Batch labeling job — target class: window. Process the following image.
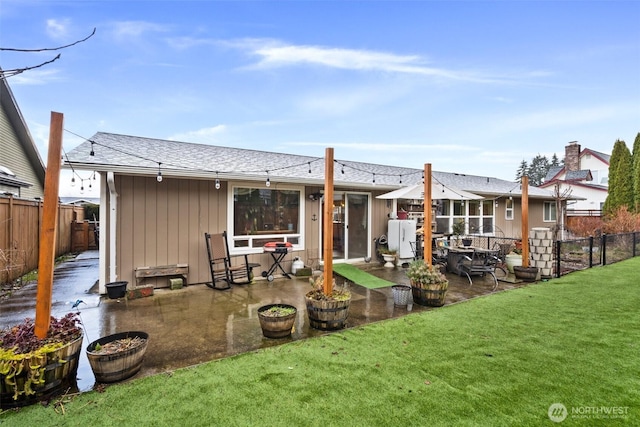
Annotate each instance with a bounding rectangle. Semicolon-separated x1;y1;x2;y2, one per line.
505;199;514;220
543;201;557;222
435;198;496;235
230;186;302;250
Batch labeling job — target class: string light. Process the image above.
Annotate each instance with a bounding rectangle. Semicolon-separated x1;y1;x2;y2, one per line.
308;162;311;173
71;176;76;187
341;164;345;174
157;162;163;183
372;173;376;184
266;172;271;187
215;172;221;190
89;141;95;156
399;175;402;184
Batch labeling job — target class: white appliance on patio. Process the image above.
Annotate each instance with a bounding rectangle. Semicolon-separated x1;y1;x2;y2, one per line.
387;219;417;266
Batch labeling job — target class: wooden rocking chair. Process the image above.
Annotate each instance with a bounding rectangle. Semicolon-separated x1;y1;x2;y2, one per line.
204;231;258;290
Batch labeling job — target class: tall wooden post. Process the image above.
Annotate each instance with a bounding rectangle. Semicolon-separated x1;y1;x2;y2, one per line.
35;112;64;338
322;148;334;296
522;176;529;268
424;164;432;266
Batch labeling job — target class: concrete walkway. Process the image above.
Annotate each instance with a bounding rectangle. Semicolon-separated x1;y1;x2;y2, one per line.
0;251;529;393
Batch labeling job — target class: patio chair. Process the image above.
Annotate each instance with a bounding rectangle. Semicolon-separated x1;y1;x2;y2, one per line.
457;249;500;290
204;231;258;290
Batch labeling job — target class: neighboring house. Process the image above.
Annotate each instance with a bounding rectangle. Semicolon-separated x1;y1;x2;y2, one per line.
0;77;45;199
64;132;560;295
540;141;610;217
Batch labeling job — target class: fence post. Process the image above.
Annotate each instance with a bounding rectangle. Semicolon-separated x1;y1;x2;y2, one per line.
588;236;594;269
634;232;637;258
555;240;561;278
601;234;607;266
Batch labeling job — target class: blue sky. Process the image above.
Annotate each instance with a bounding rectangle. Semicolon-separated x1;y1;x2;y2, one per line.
2;0;639;197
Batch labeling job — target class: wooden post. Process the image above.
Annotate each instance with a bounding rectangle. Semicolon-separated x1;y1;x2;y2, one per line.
35;112;64;338
424;164;432;266
522;176;529;268
322;147;334;296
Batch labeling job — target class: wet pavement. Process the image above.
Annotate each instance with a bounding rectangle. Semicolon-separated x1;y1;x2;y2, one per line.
0;251;529;393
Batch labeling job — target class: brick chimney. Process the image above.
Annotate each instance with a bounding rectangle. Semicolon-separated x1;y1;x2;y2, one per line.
565;141;581;171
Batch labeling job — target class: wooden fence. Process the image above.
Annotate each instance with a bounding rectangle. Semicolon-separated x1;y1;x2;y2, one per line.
0;195;85;284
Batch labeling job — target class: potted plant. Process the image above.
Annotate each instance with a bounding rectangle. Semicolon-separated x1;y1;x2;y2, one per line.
305;274;351;330
451;221;466;246
406;260;449;307
378;247;397;268
257;304;297;338
0;313;83;408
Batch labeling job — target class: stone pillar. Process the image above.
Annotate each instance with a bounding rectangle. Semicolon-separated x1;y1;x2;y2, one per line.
530;227;554;279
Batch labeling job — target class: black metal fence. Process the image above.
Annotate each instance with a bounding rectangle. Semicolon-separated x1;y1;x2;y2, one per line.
465;232;639;278
555;232;639;277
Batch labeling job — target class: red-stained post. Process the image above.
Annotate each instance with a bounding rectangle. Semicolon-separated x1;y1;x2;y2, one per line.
35;112;64;338
522;176;529;268
424;164;432;266
323;148;334;296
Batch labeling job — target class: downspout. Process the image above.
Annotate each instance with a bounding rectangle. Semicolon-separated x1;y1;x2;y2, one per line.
107;172;118;283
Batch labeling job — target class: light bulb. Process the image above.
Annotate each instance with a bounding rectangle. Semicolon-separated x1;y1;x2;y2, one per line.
266;177;271;187
157;172;163;182
215;178;221;190
71;177;76;187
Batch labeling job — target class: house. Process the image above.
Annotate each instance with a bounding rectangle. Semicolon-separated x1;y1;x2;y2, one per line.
64;132;560;295
0;77;45;199
540;141;610;217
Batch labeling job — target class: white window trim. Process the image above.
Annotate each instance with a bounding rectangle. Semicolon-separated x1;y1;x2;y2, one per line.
227;182;305;254
543;201;557;223
505;199;514;221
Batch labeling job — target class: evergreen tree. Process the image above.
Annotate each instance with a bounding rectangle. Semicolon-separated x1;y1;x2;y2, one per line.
632;132;640;212
527;154;550;186
551;153;561;167
604;139;634;214
515;160;528;183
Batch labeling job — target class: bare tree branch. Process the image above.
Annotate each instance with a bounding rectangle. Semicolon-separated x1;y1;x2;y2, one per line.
1;28;96;52
1;54;61;79
0;28;96;80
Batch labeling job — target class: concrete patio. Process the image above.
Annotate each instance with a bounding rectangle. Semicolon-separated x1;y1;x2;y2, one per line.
0;251;532;393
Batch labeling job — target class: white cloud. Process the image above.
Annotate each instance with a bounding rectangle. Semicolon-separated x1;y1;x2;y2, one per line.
109;21;170;42
284;141;476;152
229;39;544;84
8;69;61;85
168;125;227;143
46;18;70;39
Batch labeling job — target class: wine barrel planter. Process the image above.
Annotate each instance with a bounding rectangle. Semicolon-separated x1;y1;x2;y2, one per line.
258;304;297;338
411;285;447;307
306;297;351;331
0;334;83;409
392;284;412;306
513;266;539;282
86;331;149;383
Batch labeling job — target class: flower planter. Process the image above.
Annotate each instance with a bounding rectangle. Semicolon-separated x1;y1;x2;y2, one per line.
105;281;128;299
382;254;396;268
1;334;83;409
86;331;149;383
505;254;522;273
258;304;297;338
306;296;351;331
391;284;412;306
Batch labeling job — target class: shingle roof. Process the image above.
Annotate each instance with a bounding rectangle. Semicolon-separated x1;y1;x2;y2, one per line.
64;132;555;199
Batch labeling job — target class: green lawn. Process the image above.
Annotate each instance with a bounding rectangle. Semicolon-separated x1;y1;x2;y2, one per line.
3;258;639;426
